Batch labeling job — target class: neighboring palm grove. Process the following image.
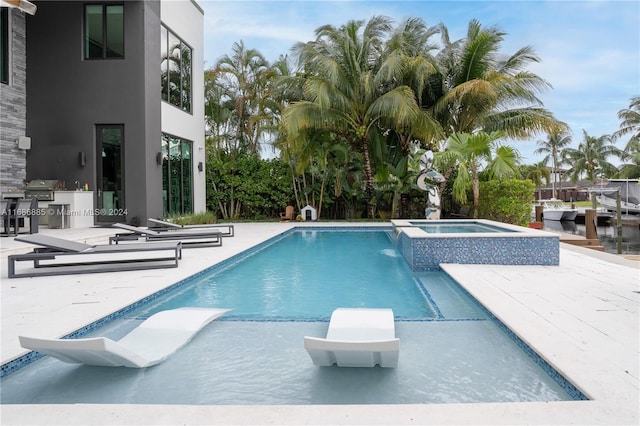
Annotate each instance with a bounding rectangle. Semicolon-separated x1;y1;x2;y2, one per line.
201;16;639;221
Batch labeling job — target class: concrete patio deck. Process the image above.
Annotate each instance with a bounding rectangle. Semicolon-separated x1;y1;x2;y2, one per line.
1;223;638;425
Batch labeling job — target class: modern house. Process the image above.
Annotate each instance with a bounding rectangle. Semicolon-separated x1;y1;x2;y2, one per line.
0;0;205;225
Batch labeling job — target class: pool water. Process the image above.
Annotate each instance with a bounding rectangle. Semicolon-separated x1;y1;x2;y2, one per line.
409;221;517;233
148;231;433;320
0;229;583;405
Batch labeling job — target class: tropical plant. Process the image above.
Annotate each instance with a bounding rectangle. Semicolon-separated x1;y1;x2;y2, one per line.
616;139;640;178
478;179;536;226
520;161;550;200
563;130;622;181
432;20;567;139
211;41;273;155
435;131;519;218
282;16;425;219
206;150;293;219
534;130;572;198
613;96;640;143
613;96;640;178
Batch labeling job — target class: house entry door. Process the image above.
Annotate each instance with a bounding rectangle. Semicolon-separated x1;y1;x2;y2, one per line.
95;125;125;223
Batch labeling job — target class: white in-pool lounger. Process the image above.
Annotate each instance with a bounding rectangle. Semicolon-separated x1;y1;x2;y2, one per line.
303;308;400;368
19;308;230;368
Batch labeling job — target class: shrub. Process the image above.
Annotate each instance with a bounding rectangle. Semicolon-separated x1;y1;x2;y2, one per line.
478;179;535;226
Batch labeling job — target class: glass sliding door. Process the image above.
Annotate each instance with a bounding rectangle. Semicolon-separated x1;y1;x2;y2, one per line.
96;125;125;223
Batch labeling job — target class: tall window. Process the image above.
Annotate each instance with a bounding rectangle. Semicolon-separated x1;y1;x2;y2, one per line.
1;7;8;84
161;133;193;216
161;25;192;113
84;4;124;59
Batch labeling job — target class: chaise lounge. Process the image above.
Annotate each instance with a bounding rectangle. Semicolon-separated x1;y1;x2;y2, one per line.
147;218;234;237
19;308;230;368
8;234;182;278
303;308;400;368
110;223;222;247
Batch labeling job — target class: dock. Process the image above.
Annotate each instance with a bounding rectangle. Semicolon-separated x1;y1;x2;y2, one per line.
555;232;605;251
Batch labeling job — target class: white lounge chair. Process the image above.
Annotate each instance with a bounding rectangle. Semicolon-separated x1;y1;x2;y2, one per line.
303;308;400;368
19;307;230;368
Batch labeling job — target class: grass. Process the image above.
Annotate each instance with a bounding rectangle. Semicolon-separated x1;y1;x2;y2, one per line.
163;211;219;225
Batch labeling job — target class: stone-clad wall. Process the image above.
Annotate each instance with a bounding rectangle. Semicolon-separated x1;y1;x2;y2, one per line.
0;9;27;194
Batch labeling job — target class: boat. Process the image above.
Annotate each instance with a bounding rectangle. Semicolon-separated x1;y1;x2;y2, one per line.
590;179;640;214
535;199;578;221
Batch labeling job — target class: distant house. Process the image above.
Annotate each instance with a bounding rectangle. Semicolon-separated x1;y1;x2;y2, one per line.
536;167;589;201
0;0;205;225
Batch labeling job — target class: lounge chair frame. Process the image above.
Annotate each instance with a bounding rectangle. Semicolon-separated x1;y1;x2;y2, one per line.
110;223;222;248
147;218;234;237
8;235;181;278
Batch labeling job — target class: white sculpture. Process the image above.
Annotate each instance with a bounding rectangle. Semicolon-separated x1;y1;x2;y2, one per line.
417;151;444;220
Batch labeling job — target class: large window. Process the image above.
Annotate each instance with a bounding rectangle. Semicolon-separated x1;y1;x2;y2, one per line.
84;4;124;59
161;133;193;216
161;25;192;113
1;7;8;84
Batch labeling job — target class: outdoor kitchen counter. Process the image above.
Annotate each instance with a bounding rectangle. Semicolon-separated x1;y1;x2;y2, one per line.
39;191;94;228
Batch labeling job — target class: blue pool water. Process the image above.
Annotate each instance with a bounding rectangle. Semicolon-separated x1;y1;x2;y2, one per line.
0;229;585;405
148;231;433;320
409;221;517;234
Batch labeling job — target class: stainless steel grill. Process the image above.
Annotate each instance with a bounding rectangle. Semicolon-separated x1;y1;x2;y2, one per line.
24;180;65;201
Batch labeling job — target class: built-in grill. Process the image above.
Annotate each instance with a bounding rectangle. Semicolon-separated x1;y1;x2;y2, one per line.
24;180;65;201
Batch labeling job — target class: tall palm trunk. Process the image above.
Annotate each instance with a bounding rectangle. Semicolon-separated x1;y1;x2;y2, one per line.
361;137;375;219
471;165;480;219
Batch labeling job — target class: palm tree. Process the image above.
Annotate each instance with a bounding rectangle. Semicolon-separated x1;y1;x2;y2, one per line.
436;131;518;218
283;16;423;218
563;130;621;181
432;20;567;140
616;138;640;178
213;41;272;155
521;161;550;200
613;96;640;178
613;96;640;142
534;130;572;198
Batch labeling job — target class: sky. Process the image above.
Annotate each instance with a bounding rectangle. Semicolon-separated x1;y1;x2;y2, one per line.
199;0;640;165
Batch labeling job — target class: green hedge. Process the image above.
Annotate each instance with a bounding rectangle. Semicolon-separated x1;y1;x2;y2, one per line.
478;179;535;226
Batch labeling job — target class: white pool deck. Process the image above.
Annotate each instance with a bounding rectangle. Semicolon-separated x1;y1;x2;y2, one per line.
0;222;638;425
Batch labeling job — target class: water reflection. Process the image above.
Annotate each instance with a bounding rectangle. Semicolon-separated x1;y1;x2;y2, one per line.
543;218;640;255
543;220;577;233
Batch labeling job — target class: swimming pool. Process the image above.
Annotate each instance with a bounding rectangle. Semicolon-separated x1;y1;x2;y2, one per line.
0;228;585;405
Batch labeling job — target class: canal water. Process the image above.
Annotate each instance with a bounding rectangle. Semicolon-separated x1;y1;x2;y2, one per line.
543;217;640;255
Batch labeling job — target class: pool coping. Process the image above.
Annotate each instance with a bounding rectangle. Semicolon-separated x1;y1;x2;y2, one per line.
1;222;638;425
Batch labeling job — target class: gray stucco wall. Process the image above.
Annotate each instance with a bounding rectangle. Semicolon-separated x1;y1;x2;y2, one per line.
0;9;27;194
25;0;162;224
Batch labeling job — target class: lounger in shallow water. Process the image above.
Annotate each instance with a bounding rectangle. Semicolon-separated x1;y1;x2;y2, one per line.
19;308;230;368
303;308;400;368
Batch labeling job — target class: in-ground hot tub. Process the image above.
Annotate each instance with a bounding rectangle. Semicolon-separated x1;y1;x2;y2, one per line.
391;219;559;269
